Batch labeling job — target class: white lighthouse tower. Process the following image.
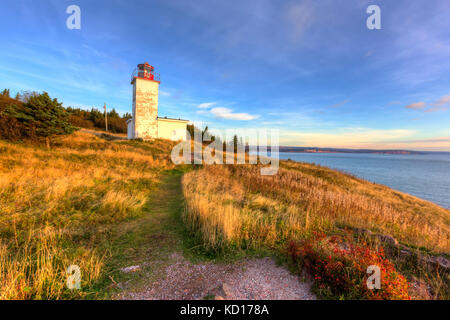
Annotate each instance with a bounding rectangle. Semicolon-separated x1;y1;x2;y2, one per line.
127;62;188;141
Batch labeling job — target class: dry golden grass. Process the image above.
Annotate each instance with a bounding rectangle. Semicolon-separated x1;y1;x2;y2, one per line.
182;162;450;253
0;131;177;299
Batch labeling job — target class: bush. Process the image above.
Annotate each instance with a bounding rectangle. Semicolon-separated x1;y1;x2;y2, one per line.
288;232;410;300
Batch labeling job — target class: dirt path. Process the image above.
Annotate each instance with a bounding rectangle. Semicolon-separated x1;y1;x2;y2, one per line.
113;172;315;300
119;253;315;300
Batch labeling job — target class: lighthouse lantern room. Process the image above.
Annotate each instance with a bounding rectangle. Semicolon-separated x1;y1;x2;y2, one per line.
131;62;160;83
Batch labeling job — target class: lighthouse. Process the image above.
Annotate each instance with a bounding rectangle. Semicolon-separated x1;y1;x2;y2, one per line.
127;62;188;141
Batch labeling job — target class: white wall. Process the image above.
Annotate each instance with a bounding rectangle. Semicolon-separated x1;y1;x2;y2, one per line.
127;120;134;139
157;119;188;141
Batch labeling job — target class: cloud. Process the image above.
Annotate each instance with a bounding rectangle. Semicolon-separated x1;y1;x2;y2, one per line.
197;102;216;109
404;95;449;113
425;106;447;113
280;128;416;148
405;102;426;110
159;90;171;97
203;107;259;120
433;95;450;106
284;1;315;42
385;137;450;144
278;128;450;151
329;99;350;108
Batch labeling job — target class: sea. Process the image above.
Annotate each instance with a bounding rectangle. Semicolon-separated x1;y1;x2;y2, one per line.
277;152;450;209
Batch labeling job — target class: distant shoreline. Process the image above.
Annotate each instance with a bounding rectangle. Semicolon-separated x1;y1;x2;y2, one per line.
251;146;450;155
280;149;414;155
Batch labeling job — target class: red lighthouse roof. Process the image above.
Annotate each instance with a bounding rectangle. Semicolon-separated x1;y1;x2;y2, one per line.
131;62;160;84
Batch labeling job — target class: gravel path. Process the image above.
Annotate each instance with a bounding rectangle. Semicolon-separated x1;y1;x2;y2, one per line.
118;253;316;300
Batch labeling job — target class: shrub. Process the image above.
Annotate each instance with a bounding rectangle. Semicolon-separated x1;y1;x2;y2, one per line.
288;232;410;300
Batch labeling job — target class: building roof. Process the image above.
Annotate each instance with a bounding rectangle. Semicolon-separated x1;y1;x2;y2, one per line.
157;116;189;122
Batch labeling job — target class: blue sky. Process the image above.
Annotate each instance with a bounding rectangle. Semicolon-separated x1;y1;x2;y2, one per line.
1;0;449;150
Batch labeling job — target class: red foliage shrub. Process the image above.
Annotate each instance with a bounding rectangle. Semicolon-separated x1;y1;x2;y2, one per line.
288;232;410;300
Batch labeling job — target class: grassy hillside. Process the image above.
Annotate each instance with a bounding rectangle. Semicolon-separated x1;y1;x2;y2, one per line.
183;162;449;252
1;130;449;299
183;162;450;298
0;131;181;299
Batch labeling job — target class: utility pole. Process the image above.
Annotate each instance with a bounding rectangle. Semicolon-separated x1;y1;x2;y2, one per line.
104;103;108;132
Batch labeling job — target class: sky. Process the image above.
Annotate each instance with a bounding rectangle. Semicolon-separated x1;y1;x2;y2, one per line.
0;0;449;150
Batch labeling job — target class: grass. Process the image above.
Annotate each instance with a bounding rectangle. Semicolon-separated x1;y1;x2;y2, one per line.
93;171;193;297
183;163;449;253
1;130;449;299
182;162;450;299
0;131;184;299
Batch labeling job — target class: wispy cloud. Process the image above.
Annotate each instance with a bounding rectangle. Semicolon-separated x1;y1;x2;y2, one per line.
197;102;216;109
284;1;315;42
404;94;449;112
433;94;450;106
159;90;171;97
199;107;259;121
329;99;350;108
405;102;426;110
280;128;450;151
385;137;450;144
425;106;448;113
280;128;415;148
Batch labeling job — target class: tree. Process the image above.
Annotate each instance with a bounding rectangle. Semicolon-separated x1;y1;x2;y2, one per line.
1;89;10;97
16;90;39;103
187;124;195;138
123;112;132;120
4;92;75;147
65;106;130;133
202;126;209;138
233;134;239;153
187;124;205;141
107;108;120;118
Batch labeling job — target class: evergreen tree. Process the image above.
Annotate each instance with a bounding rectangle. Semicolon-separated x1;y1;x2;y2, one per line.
4;92;75;146
1;89;10;97
108;108;120;118
233;134;239;153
